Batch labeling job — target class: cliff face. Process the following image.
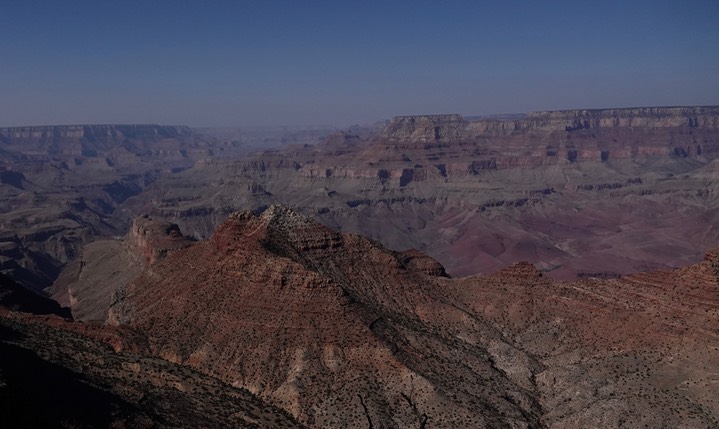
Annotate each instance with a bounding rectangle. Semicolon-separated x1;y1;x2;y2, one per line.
376;107;719;169
128;215;194;265
382;114;467;142
0;124;205;170
139;105;719;282
0;124;192;144
522;106;719;131
383;106;719;138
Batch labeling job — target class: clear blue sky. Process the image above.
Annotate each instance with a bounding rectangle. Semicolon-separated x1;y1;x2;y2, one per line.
1;0;718;127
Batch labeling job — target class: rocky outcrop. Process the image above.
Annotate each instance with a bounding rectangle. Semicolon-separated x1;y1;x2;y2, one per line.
382;114;468;142
129;215;194;265
398;249;449;277
51;215;194;322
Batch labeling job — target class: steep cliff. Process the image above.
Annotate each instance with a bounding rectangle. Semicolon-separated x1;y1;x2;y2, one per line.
382;107;719;141
382;114;467;142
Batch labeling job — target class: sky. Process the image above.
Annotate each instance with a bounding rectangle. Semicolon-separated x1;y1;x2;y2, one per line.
1;0;718;127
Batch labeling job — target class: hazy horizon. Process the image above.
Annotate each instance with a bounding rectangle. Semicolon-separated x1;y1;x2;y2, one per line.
2;0;718;128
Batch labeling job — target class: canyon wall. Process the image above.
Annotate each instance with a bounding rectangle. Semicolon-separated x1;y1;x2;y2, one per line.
383;106;719;141
138;106;719;280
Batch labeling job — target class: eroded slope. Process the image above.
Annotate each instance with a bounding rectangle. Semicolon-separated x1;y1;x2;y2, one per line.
107;206;719;428
110;206;542;428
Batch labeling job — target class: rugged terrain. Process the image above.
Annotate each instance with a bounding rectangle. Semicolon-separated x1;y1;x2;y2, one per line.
101;206;718;428
134;106;719;279
4;107;718;288
0;268;305;428
0;124;206;290
0;205;716;427
50;214;195;321
0;124;333;290
1;107;718;427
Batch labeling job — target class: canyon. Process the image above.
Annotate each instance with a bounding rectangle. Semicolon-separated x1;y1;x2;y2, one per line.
2;205;718;427
1;106;718;427
4;107;719;289
132;106;719;279
0;124;331;291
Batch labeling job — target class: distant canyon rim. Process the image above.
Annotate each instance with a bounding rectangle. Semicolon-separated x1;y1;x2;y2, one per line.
1;106;719;291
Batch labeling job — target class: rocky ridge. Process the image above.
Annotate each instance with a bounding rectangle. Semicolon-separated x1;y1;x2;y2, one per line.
101;206;719;428
108;206;543;428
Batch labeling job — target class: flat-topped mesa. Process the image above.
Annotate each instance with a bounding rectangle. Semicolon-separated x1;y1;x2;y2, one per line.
382;114;468;142
0;124;192;143
383;106;719;141
527;106;719;131
391;114;464;121
468;105;719;135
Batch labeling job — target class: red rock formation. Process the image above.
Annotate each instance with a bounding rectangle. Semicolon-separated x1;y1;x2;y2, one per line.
128;215;194;265
109;206;542;428
50;215;194;321
106;206;719;428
